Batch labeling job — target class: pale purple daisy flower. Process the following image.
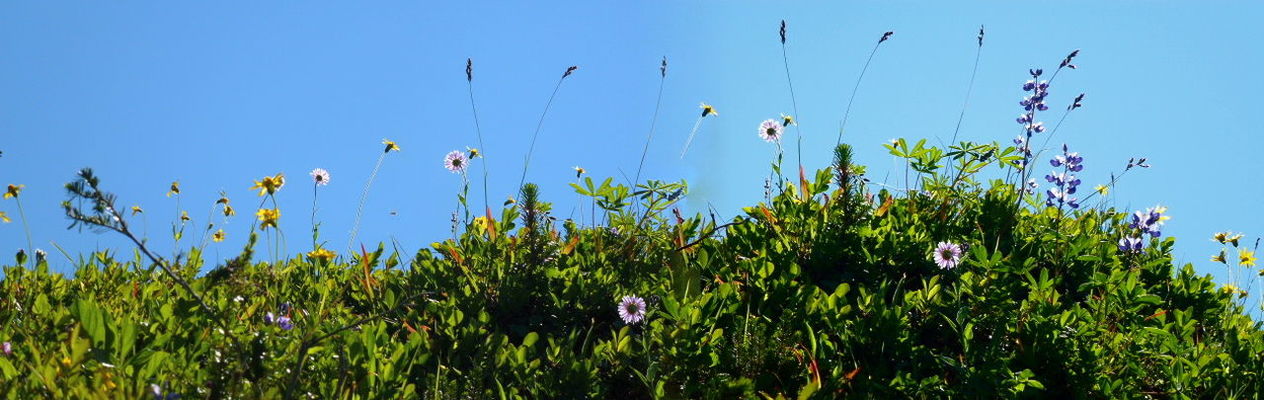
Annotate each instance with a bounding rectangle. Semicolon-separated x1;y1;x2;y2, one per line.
617;295;647;324
932;241;963;270
309;168;331;186
444;150;469;173
758;119;783;143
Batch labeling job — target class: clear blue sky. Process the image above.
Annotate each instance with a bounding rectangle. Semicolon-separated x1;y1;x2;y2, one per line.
2;2;1261;291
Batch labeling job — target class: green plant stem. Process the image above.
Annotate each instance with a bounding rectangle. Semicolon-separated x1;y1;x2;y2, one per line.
518;74;569;198
349;151;387;254
837;40;885;146
467;79;490;215
782;41;804;171
14;198;33;267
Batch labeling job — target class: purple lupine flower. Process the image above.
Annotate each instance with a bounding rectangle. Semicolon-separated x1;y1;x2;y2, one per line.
264;312;276;324
1118;236;1143;253
1129;205;1168;238
1045;145;1084;209
617;295;647;325
932;241;963;270
2;341;10;356
276;316;294;331
151;383;180;400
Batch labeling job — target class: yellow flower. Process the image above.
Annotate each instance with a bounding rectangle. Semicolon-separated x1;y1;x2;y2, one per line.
223;205;236;217
212;229;226;242
781;113;795;127
251;173;286;196
0;211;9;223
307;247;336;261
216;196;230;205
1094;184;1109;196
4;184;23;199
1239;249;1257;267
699;102;717;117
256;208;280;230
504;196;516;206
180;211;191;222
1213;232;1229;244
131;205;144;215
1221;285;1247;298
1227;233;1245;247
574;166;586;179
382;139;401;153
166;181;180;197
467;147;480;158
1211;250;1226;264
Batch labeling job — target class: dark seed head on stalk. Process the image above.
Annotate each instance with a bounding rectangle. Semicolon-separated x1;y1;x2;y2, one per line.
780;20;787;44
466;58;473;82
563;65;578;78
1068;93;1085;110
978;25;985;47
661;56;667;78
1061;49;1080;69
879;31;894;43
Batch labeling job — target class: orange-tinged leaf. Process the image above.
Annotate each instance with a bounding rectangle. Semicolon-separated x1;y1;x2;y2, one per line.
562;236;580;255
799;165;811;200
875;196;894;217
485;207;497;239
845;367;862;380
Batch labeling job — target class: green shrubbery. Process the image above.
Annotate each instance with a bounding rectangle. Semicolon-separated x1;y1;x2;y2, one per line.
2;137;1262;398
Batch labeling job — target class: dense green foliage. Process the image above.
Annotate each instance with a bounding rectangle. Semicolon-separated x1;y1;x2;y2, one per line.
1;140;1261;399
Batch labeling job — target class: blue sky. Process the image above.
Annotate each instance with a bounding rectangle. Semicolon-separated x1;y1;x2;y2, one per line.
2;2;1262;291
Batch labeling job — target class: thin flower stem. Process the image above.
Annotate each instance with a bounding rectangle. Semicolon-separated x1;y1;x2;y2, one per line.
349;151;387;254
311;183;318;249
518;73;571;197
1036;108;1074;158
680;116;705;159
467;78;490;214
949;36;983;145
781;41;804;170
633;71;666;190
837;40;885;146
14;198;33;267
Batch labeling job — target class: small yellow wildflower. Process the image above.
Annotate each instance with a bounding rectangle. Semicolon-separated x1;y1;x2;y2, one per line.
1094;184;1109;196
467;147;480;158
382;139;401;153
1211;250;1227;264
1239;249;1257;267
504;196;516;206
307;247;336;261
180;211;190;222
131;205;144;215
0;211;9;223
166;181;180;197
212;229;226;243
1227;233;1245;247
4;184;23;199
216;196;230;205
700;102;717;117
1221;285;1247;298
223;205;236;217
256;208;280;230
1213;232;1229;244
781;113;795;127
574;166;586;179
251;173;286;196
